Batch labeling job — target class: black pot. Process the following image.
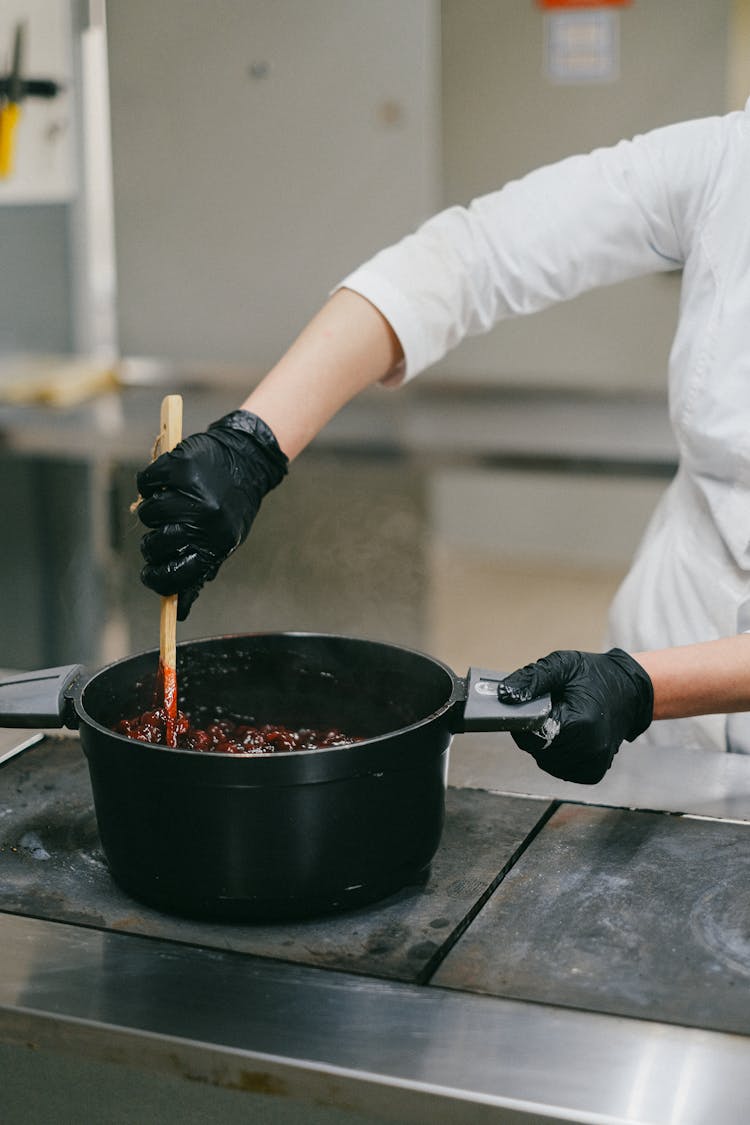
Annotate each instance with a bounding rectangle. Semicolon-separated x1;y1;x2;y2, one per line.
0;633;549;921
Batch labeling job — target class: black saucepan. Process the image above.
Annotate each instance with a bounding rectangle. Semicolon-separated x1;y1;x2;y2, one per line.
0;633;550;921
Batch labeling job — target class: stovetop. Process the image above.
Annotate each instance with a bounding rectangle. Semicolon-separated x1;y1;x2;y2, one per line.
0;738;551;983
435;802;750;1035
1;737;749;1037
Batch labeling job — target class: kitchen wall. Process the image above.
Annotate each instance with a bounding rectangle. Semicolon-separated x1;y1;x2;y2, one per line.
108;0;733;392
1;0;739;374
0;204;73;353
106;0;441;369
0;1;746;670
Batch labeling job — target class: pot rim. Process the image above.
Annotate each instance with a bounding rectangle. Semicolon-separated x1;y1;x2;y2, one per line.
77;630;462;758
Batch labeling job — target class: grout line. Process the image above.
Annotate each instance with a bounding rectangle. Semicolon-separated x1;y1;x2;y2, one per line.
415;799;561;986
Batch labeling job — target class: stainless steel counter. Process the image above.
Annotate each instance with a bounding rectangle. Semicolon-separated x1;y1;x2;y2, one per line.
449;731;750;822
1;734;749;1123
2;373;729;1123
2;910;747;1125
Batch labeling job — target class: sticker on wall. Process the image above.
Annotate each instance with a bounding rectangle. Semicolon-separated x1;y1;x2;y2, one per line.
537;0;631;7
544;9;620;84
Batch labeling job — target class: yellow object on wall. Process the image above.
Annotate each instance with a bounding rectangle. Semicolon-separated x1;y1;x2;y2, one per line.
0;100;21;178
0;2;72;203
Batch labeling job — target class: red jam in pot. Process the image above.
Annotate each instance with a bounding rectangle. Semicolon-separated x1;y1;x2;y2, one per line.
115;707;360;754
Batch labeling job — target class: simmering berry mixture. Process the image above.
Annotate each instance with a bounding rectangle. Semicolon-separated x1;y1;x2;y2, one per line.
115;707;360;754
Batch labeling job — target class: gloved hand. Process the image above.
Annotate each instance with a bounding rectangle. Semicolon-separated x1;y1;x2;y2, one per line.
496;648;653;785
137;410;288;620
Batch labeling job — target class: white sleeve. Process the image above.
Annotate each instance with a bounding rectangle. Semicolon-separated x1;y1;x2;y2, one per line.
338;115;725;384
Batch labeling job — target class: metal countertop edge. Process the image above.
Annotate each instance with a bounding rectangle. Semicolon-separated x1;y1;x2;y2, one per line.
0;912;747;1125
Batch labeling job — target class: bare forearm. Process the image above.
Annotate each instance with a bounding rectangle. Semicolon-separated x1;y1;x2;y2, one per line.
240;288;403;460
633;635;750;720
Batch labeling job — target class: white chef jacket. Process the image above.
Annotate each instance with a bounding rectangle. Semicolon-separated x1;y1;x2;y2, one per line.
339;102;750;754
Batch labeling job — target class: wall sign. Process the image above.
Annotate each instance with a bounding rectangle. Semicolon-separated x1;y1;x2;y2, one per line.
544;8;621;83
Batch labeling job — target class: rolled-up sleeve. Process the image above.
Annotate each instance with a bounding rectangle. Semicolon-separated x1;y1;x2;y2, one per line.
338;116;724;383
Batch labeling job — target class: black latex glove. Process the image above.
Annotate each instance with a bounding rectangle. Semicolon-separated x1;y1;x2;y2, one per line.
496;648;653;785
137;410;288;620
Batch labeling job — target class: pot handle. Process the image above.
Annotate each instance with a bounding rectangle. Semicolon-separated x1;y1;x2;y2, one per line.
0;665;83;729
453;667;552;734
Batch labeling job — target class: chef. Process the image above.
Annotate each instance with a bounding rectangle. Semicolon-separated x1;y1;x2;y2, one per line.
136;104;750;784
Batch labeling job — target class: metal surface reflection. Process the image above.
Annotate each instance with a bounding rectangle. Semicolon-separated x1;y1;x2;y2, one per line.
1;911;748;1124
449;733;750;821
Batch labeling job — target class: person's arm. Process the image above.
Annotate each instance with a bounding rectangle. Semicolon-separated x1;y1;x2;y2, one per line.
497;637;750;785
135;116;725;618
136;289;402;618
633;634;750;720
240;288;403;460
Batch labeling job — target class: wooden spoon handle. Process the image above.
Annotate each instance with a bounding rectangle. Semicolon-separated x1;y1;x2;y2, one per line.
158;395;183;745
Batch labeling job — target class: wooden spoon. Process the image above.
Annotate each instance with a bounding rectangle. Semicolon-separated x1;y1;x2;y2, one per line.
156;394;183;746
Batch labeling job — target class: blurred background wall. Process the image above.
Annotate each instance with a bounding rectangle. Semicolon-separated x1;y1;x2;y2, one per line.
105;0;732;393
438;0;731;392
2;0;742;370
0;0;747;672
